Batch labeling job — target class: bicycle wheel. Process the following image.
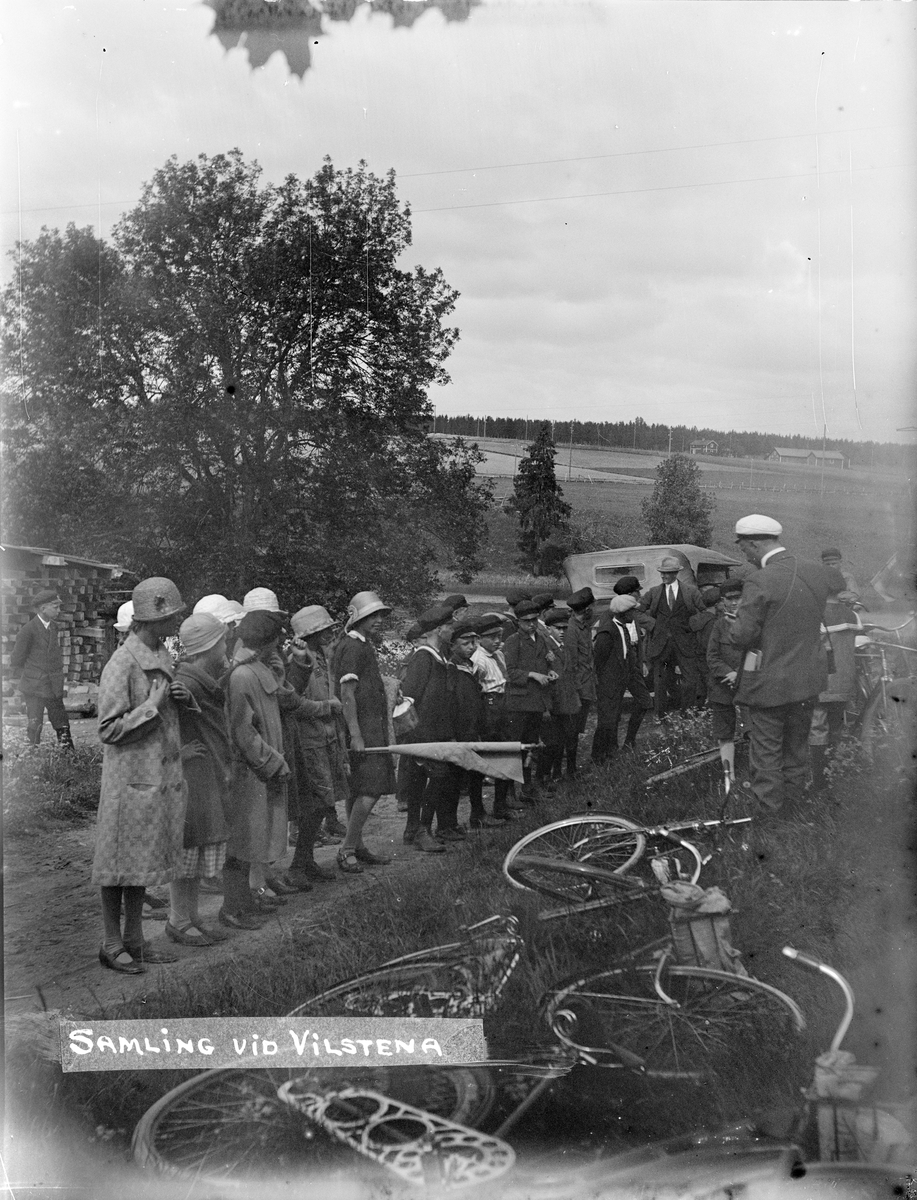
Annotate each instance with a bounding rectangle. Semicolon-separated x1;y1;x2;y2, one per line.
503;815;645;892
132;1063;496;1184
859;679;916;777
545;964;805;1079
506;855;649;908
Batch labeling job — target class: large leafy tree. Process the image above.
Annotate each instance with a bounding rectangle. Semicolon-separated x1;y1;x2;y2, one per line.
641;453;715;546
509;422;571;574
1;151;490;610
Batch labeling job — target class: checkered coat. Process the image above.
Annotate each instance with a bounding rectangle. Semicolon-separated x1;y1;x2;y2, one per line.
91;634;189;887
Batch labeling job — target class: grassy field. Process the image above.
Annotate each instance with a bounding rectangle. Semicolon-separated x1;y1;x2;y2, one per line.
8;708;904;1190
480;478;909;587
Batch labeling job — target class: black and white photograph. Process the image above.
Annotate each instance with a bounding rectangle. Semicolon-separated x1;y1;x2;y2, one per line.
1;2;915;1196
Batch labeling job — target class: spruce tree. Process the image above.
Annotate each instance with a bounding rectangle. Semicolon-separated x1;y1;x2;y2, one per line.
509;423;572;574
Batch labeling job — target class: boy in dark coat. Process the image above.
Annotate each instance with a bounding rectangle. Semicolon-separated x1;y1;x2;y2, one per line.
399;605;454;854
705;579;745;784
503;599;557;801
592;595;653;763
436;624;487;839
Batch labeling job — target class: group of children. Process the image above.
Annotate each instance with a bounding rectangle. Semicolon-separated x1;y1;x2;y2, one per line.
89;571;749;974
92;579;395;975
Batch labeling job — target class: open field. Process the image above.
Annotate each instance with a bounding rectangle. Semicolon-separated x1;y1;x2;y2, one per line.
477;481;909;588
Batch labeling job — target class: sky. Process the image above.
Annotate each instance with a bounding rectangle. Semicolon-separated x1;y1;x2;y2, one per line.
2;0;915;444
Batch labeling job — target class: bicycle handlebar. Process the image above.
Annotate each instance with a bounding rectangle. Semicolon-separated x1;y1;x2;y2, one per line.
782;946;854;1053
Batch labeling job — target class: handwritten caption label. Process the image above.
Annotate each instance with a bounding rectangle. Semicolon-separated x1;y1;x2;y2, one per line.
60;1017;486;1072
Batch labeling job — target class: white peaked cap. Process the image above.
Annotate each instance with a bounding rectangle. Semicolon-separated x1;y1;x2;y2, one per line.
734;515;783;538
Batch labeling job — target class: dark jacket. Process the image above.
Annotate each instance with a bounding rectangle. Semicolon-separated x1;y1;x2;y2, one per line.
640;582;705;660
730;552;843;708
450;663;487;740
546;629;581;717
175;661;231;847
593;615;639;722
689;608;718;656
564;613;597;703
503;629;554;712
401;645;453;741
705;615;744;707
10;617;64;698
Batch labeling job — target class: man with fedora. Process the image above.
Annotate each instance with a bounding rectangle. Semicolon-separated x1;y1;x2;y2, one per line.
10;589;73;747
730;515;844;816
640;556;706;719
564;587;597;777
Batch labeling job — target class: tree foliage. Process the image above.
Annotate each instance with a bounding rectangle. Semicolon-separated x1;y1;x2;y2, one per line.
1;151;491;610
641;454;715;547
508;423;571;574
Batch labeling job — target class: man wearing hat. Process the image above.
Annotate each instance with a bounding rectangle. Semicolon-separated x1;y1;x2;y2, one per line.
10;589;73;747
639;557;706;719
730;516;845;815
470;613;518;820
563;588;597;778
820;549;861;607
592;595;653;762
706;578;746;784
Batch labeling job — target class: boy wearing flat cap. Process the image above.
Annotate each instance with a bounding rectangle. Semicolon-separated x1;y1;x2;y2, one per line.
563;588;596;778
10;589;73;747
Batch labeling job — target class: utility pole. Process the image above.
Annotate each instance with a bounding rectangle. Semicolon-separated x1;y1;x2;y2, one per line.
567;421;574;482
667;428;673;456
820;423;827;496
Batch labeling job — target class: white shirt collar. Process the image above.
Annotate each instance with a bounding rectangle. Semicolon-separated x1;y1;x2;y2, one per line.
37;614;52;629
347;629;366;642
760;546;787;568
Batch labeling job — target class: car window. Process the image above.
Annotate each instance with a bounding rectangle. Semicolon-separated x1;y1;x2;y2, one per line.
594;565;645;584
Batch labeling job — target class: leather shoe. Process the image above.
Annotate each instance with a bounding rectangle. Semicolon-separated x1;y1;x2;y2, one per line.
403;824;420;845
435;827;467;842
337;850;364;874
165;922;214;947
124;941;179;964
354;846;392;865
195;924;230;942
413;828;446;854
287;863;331;885
251;887;285;909
219;909;265;930
265;875;302;896
99;945;145;974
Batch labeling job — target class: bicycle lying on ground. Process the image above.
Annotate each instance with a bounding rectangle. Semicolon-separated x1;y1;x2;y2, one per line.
502;812;751;921
132;908;803;1187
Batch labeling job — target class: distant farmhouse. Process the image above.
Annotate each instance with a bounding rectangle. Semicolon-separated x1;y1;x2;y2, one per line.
768;447;847;469
688;439;719;455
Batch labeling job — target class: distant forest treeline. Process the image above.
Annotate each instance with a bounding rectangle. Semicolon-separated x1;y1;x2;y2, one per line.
434;415;912;470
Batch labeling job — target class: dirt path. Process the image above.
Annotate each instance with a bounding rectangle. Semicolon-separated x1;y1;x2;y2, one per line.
3;786;445;1021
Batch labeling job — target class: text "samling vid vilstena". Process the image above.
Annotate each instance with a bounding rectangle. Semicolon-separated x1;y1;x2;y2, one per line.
67;1026;446;1059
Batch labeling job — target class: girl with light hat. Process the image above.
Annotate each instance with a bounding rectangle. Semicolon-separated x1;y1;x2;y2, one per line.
332;591;395;873
169;613;233;945
91;577;193;974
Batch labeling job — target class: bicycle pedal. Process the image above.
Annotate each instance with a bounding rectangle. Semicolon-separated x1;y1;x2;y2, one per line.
276;1084;515;1188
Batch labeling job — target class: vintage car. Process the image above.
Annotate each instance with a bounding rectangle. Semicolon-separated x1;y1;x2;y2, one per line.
563;543;744;600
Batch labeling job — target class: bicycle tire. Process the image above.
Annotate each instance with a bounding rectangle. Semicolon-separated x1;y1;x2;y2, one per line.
505;855;649;907
544;963;805;1079
502;815;645;891
132;1064;496;1185
859;678;916;776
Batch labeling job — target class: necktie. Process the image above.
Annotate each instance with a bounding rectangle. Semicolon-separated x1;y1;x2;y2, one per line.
667;584;676;607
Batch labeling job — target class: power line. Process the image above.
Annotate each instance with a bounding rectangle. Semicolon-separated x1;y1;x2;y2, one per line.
412;161;903;214
400;126;892;179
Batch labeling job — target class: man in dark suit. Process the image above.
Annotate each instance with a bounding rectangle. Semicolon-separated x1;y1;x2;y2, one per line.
640;555;706;718
10;589;73;746
729;515;844;815
591;595;653;763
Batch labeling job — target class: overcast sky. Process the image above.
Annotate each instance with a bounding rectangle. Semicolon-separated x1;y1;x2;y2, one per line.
2;1;915;443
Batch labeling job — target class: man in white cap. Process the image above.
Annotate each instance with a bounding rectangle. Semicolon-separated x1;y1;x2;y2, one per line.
639;555;706;719
730;515;845;817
